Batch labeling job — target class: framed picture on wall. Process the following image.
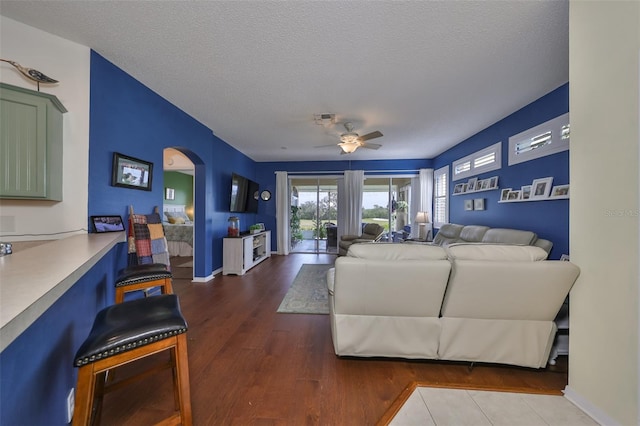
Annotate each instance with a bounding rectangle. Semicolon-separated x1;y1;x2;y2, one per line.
474;198;485;210
464;199;474;211
521;185;532;200
111;152;153;191
500;188;512;201
165;187;175;200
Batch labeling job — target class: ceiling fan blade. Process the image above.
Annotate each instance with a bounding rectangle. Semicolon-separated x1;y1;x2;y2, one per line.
314;143;339;149
358;131;383;142
360;142;382;150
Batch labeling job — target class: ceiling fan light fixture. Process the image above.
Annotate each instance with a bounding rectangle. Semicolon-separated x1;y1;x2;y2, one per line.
339;142;359;153
340;132;359;144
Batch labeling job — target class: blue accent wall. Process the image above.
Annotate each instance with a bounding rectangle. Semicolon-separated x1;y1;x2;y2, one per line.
433;84;570;259
88;51;255;275
0;243;127;425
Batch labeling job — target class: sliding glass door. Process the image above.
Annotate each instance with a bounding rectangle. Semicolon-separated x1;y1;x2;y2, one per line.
362;176;413;242
290;177;338;253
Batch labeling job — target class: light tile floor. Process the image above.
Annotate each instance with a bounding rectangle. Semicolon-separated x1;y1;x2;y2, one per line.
390;387;599;426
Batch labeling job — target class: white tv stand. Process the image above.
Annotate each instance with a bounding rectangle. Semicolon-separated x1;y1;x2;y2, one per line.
222;230;271;275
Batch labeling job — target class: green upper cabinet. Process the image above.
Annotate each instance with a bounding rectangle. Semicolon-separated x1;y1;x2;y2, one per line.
0;83;67;200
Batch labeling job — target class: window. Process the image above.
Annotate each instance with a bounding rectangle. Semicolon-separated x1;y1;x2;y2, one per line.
452;142;502;181
433;166;448;228
508;113;570;165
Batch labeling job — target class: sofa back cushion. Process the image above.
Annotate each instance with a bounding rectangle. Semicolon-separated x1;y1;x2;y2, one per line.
441;244;579;321
446;244;548;261
333;256;451;317
432;223;464;246
481;228;537;246
348;242;447;260
458;225;490;243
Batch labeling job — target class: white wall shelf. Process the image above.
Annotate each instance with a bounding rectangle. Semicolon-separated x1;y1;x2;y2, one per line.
452;187;499;196
499;195;569;203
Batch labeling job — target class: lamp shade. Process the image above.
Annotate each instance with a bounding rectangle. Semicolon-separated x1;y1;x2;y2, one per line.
338;142;359;153
415;211;429;224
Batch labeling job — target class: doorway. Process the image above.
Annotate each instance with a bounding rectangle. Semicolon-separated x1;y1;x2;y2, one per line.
362;176;413;242
163;148;195;279
290;177;338;254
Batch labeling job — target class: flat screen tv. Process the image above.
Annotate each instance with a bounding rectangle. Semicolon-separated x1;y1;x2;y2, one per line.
230;173;259;213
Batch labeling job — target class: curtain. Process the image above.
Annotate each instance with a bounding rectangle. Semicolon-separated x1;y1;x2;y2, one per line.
418;168;434;238
275;171;289;255
342;170;364;236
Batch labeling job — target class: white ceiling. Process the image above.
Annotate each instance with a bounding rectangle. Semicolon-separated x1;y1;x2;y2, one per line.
0;1;568;163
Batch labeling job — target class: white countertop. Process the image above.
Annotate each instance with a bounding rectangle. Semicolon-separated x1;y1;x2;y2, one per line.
0;232;125;352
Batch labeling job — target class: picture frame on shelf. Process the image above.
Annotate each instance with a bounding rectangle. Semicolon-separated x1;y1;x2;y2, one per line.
464;199;474;211
475;180;483;191
453;183;465;194
467;177;477;190
521;185;532;200
549;184;570;198
111;152;153;191
474;198;485;210
91;215;125;233
507;190;521;201
500;188;512;201
530;177;554;199
488;176;499;189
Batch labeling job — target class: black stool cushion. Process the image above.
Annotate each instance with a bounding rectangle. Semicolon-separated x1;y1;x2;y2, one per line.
115;263;172;287
74;294;187;367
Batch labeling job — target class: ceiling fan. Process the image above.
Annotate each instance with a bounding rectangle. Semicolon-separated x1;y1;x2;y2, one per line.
318;122;383;154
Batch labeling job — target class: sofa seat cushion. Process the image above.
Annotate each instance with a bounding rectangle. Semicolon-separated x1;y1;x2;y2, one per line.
482;228;537;245
347;242;447;260
446;243;548;261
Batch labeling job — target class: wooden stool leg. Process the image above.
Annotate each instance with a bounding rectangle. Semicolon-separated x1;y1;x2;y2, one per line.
162;278;174;295
174;334;192;426
115;287;125;304
73;364;97;426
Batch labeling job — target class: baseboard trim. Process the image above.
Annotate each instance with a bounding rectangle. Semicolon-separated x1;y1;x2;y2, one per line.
193;269;217;283
563;385;618;425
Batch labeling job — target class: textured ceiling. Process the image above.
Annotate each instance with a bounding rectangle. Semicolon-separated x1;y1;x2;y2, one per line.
0;1;568;162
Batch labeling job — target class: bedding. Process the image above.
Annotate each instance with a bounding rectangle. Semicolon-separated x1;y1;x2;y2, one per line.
163;205;194;257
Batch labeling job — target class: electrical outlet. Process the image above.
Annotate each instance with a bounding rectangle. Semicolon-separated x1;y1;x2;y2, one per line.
66;388;74;423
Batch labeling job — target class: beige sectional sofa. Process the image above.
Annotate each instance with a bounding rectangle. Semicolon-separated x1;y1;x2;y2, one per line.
327;242;580;368
430;223;554;254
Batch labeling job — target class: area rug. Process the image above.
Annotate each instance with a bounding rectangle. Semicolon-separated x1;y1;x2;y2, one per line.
277;264;333;314
378;383;596;426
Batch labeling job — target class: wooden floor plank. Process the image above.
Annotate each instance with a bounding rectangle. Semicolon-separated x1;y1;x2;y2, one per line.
98;253;568;425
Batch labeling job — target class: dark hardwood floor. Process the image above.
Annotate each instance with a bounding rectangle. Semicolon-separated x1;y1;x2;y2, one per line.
99;253;568;425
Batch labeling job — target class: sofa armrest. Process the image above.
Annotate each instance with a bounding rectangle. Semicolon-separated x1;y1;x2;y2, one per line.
340;234;360;242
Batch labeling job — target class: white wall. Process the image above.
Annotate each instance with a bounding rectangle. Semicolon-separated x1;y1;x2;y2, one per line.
568;2;639;425
0;17;91;242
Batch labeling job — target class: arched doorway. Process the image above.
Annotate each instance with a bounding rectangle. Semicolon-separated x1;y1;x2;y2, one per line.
163;148;196;279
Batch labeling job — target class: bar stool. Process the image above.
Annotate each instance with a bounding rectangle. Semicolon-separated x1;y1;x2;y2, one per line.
114;263;173;303
73;294;192;425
